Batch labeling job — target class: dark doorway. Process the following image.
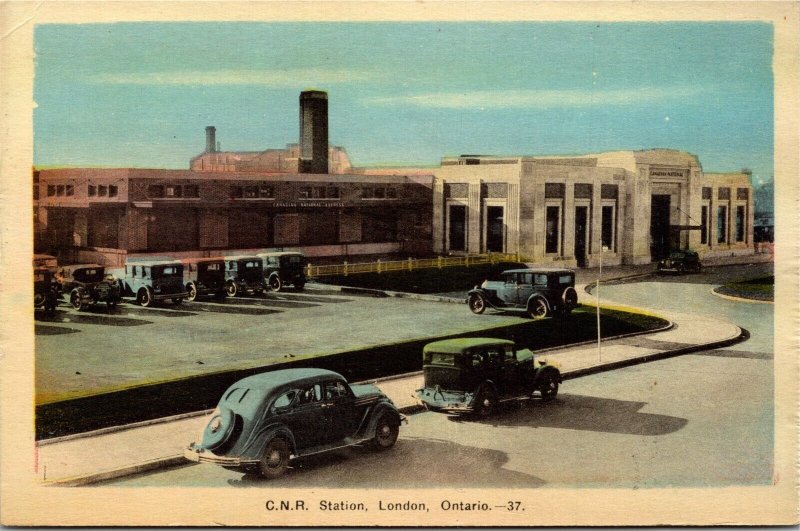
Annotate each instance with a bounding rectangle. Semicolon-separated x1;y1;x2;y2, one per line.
448;205;466;252
574;206;588;267
650;195;671;261
486;206;504;252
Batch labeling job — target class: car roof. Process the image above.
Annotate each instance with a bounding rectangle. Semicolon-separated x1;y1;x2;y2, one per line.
224;255;262;261
63;263;105;270
232;368;343;391
125;260;182;267
501;268;574;274
179;257;225;264
423;337;515;353
257;251;304;257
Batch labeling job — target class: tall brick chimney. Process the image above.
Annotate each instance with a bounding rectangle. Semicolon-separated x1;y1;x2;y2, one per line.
298;90;329;174
205;126;217;153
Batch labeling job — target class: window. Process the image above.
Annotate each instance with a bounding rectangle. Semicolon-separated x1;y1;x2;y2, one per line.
323;381;348;400
361;187;374;199
271;390;296;412
109;185;118;198
244;186;258;198
534;274;548;285
88;185;96;197
737;188;749;200
735;205;745;242
165;185;182;198
701;206;708;245
429;352;456;366
601;205;615;250
183;185;198;198
559;275;573;285
386;187;397;199
374;187;386;199
65;184;74;197
297;384;322;404
259;185;274;198
299;187;312;199
312;186;326;199
148;185;165;198
546;206;560;254
718;187;730;200
47;185;55;196
56;185;65;196
98;185;108;197
230;186;243;199
717;206;728;243
326;186;340;199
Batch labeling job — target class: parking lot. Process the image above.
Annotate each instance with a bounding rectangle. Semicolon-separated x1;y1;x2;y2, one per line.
35;285;526;404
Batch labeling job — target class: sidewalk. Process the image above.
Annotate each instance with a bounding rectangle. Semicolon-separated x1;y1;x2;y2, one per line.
37;300;745;487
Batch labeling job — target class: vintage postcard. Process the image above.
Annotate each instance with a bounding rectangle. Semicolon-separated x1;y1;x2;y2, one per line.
1;1;797;526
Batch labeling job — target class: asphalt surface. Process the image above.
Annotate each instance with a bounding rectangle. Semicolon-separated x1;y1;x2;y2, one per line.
105;266;773;488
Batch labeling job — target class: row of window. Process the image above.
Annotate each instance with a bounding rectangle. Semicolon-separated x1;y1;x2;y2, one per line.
700;205;747;245
148;184;200;199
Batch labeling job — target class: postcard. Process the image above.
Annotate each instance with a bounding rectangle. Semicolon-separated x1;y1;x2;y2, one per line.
0;1;797;526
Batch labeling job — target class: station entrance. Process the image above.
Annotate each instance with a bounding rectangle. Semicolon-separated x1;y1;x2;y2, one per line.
650;194;672;261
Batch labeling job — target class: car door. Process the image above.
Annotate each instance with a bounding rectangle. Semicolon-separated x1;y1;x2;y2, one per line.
279;383;328;450
516;273;535;306
319;380;363;443
481;346;507;395
500;273;519;307
503;346;526;395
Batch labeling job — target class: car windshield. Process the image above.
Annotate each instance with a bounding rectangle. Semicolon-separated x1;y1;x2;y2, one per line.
243;261;261;269
153;265;182;277
283;255;304;265
426;352;456;366
669;252;685;259
558;274;573;285
73;268;104;282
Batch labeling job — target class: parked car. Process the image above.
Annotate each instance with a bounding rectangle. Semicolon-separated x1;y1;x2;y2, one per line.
181;257;227;301
185;368;405;479
415;338;561;416
467;268;578;319
118;259;189;307
33;266;59;312
257;251;307;291
657;250;701;274
59;264;121;311
224;255;265;297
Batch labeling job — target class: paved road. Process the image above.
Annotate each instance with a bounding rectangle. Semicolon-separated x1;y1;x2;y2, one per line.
34;286;524;403
106;269;773;488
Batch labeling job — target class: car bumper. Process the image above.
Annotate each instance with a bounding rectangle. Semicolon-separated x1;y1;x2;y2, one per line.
415;389;474;414
184;446;258;467
153;291;191;301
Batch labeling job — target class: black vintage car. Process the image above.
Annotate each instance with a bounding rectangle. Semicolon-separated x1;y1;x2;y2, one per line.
257;251;307;291
182;257;227;301
415;338;562;416
467;268;578;319
185;368;405;479
224;255;265;297
657;250;702;274
60;264;122;311
33;266;59;312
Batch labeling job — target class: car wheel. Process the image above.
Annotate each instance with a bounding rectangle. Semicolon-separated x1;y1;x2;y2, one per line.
186;283;198;302
561;287;578;314
468;294;486;315
538;372;559;401
225;281;238;297
474;388;497;417
172;298;183;305
107;299;117;310
138;287;153;307
372;414;400;450
34;293;45;307
528;296;548;319
268;275;282;292
259;438;290;479
70;289;85;311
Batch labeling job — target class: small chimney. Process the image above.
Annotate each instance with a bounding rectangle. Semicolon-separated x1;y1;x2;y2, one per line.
298;90;329;174
205;126;217;153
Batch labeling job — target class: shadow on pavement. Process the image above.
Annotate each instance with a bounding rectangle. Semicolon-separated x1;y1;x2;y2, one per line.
34;310;154;327
184;304;282;316
34;324;81;335
227;438;544;488
452;393;688;436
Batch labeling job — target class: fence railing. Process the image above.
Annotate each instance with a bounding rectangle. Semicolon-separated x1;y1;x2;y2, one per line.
306;253;522;278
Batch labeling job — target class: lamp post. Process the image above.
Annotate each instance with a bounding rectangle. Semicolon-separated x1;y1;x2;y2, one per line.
596;245;609;362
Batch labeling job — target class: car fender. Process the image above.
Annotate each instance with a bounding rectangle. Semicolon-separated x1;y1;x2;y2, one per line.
241;423;297;461
468;288;503;309
531;365;562;388
472;380;498;403
363;402;402;438
526;292;551;311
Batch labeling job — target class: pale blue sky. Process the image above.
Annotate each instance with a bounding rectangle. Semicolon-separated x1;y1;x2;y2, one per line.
34;22;773;186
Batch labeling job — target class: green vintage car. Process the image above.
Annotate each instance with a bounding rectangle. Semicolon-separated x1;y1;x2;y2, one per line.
185;368;405;479
415;338;562;416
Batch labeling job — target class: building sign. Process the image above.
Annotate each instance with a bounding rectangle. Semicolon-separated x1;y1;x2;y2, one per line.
275;201;345;208
650;170;686;177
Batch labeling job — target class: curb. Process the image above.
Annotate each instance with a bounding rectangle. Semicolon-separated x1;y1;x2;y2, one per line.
327;284;465;304
44;455;187;487
710;286;774;305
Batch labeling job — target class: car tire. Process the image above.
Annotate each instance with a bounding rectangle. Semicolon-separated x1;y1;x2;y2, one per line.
259;438;290;479
528;296;548;319
34;293;46;307
226;281;238;298
268;275;282;292
538;371;559;401
474;388;497;417
372;414;400;450
70;289;86;311
561;287;578;315
186;283;198;302
138;287;153;307
107;299;117;310
468;294;486;315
